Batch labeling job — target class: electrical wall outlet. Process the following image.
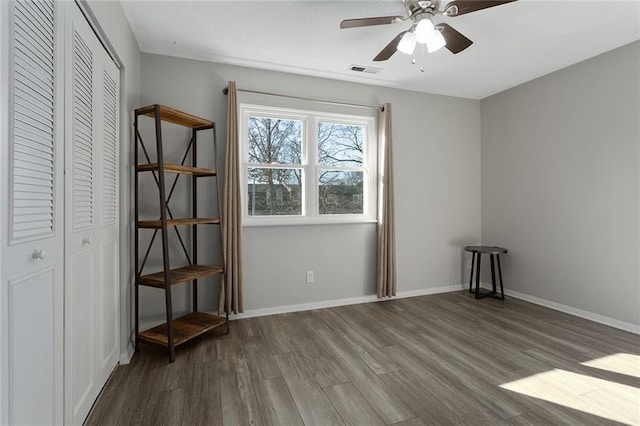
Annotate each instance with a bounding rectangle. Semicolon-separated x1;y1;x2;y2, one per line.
466;259;473;269
306;271;314;284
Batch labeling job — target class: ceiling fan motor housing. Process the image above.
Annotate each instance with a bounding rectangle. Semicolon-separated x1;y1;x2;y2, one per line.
408;0;439;14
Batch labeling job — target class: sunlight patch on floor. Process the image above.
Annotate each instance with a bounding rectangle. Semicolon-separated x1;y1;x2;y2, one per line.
500;368;640;425
582;353;640;379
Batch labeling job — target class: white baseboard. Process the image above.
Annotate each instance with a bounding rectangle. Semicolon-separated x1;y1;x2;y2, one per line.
135;282;639;339
231;284;465;320
137;284;465;328
474;281;639;335
119;342;135;365
505;288;640;335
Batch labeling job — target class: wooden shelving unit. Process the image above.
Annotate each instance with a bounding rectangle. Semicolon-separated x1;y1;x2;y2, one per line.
137;163;217;176
134;104;228;362
136;104;213;128
137;217;220;228
138;312;227;347
137;265;224;288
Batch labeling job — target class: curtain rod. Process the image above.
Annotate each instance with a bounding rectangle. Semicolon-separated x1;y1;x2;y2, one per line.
222;86;380;111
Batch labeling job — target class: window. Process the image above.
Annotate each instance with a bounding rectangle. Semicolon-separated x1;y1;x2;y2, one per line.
240;102;377;225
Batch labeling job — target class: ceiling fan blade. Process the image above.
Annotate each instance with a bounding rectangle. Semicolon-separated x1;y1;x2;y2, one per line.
437;23;473;54
373;31;407;62
340;16;403;29
443;0;517;17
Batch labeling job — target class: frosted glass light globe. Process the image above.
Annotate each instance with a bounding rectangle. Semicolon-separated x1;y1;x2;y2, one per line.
397;31;416;54
415;18;435;44
426;29;446;53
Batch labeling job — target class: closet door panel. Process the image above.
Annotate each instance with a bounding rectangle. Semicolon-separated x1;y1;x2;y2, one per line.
64;3;120;424
3;0;64;424
71;28;95;232
98;61;120;379
64;4;100;424
10;0;56;242
99;240;118;371
8;268;56;425
68;251;95;418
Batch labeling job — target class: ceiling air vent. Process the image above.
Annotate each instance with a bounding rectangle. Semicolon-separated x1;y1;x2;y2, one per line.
348;65;381;75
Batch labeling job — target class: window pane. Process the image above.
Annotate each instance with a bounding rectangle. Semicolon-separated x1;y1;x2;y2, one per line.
318;170;363;215
247;167;302;216
318;122;364;167
248;117;302;165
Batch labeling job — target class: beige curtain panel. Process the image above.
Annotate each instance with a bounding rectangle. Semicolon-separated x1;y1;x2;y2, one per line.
219;81;244;314
377;103;396;298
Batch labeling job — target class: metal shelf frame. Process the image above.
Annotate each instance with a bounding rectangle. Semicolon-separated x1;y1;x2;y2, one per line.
134;104;228;362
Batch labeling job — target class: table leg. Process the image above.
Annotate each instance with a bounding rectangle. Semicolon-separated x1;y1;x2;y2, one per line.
469;252;476;293
497;254;505;300
475;253;482;299
490;254;497;295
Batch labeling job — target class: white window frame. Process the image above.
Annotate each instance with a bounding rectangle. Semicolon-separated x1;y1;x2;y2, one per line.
239;101;377;226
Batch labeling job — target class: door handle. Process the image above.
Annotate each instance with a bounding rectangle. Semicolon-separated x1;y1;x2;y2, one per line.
32;249;46;260
82;237;92;245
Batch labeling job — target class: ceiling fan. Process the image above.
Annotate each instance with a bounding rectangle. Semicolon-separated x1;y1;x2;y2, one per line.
340;0;517;61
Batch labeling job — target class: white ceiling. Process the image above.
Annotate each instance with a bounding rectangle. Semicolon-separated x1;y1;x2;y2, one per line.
120;0;640;99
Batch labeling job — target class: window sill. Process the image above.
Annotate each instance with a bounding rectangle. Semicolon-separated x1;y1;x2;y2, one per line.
242;217;378;227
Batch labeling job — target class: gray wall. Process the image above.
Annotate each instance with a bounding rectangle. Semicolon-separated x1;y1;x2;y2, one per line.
75;6;640;350
138;53;482;321
481;41;640;327
84;0;142;358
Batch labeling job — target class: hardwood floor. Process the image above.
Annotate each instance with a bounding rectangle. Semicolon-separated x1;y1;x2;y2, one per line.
86;291;640;425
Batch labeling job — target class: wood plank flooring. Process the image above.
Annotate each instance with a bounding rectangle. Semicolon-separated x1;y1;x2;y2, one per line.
86;291;640;426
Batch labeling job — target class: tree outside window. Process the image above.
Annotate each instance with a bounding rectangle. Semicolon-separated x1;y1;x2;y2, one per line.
241;104;376;224
247;117;302;216
317;122;365;215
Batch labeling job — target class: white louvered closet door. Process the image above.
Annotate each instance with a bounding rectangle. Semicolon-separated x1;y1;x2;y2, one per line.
64;3;120;425
1;0;64;424
98;42;120;392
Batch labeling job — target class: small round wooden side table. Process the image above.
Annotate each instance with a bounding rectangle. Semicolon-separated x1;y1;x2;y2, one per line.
464;246;508;300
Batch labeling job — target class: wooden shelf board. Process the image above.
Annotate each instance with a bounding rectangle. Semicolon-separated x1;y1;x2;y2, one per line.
138;311;226;347
137;264;223;288
136;104;213;129
138;217;220;228
137;163;217;176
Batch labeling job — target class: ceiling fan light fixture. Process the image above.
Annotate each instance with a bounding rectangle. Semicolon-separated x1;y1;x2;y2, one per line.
426;28;446;53
415;18;435;43
397;31;416;54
